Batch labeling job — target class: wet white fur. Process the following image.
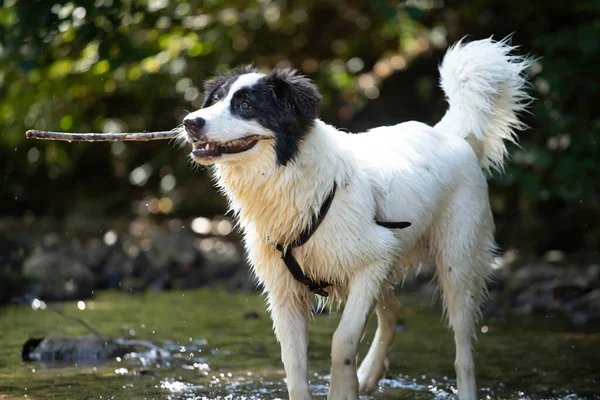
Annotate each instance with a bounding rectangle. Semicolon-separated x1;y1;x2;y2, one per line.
183;37;532;400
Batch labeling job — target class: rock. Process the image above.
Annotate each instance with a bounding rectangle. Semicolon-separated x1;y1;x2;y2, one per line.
482;292;507;320
22;335;135;363
133;368;156;376
243;310;260;320
563;289;600;323
587;264;600;284
102;249;129;289
74;238;110;272
506;262;560;292
543;250;567;263
148;232;202;270
0;236;31;304
250;343;268;354
22;250;95;301
0;235;28;269
142;232;206;290
570;311;589;325
226;264;258;293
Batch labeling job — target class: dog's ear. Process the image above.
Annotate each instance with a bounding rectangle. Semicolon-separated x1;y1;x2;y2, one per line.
266;68;322;121
202;75;227;108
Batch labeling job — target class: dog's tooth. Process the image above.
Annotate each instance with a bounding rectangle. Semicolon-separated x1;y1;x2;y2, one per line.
205;143;210;150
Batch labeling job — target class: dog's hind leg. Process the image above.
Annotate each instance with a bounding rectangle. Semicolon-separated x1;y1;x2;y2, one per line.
357;289;400;393
328;263;391;400
431;187;494;400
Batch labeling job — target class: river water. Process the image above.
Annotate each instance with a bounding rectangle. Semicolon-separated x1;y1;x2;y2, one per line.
0;290;598;399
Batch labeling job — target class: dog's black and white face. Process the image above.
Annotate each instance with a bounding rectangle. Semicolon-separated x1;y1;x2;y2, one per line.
183;66;322;166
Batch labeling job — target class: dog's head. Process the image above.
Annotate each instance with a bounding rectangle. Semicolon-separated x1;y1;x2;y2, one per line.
182;66;322;166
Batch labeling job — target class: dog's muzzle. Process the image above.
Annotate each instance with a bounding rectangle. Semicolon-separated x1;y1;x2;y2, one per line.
183;116;264;159
183;116;207;143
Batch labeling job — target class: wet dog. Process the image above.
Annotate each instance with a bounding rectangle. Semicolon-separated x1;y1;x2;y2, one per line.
180;37;531;400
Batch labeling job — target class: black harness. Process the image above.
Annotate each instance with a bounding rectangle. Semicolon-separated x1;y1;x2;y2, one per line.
274;182;412;297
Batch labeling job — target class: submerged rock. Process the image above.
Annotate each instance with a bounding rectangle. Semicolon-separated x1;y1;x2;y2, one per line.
22;335;134;363
22;335;172;364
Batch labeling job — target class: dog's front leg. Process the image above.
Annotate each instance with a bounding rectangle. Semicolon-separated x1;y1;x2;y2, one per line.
267;287;311;400
328;266;385;400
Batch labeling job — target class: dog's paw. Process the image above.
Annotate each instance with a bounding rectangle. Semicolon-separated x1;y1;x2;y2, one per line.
327;388;360;400
357;357;388;393
287;384;312;400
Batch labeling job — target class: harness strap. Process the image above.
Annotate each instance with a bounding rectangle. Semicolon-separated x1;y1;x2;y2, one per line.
375;220;412;229
274;181;411;297
275;183;337;297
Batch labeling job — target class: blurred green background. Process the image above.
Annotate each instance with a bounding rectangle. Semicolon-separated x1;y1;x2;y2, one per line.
1;0;599;255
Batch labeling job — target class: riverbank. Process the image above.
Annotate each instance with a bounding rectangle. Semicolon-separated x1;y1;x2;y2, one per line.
1;216;599;325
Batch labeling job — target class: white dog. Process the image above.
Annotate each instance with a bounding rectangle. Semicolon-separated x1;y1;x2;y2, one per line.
181;37;531;400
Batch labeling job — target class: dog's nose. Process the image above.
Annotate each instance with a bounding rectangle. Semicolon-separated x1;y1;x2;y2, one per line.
183;117;206;141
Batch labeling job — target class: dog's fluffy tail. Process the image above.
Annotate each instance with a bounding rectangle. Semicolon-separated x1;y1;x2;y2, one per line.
434;36;533;173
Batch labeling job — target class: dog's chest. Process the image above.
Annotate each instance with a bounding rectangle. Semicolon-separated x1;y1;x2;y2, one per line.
234;171;401;290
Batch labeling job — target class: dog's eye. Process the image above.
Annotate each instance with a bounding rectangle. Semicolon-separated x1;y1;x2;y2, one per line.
241;101;251;109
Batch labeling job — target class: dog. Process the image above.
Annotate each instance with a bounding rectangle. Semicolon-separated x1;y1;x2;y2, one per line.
180;37;531;400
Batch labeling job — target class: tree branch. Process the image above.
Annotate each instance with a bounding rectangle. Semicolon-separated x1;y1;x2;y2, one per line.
26;129;180;142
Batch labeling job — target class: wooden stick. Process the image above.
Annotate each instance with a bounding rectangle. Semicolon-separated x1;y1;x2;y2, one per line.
26;129;180;142
47;304;105;338
46;304;172;358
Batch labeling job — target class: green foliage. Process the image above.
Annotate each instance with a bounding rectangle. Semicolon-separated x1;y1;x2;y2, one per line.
0;0;426;216
0;0;598;251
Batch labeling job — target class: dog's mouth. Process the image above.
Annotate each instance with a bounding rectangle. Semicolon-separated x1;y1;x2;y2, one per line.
191;136;265;158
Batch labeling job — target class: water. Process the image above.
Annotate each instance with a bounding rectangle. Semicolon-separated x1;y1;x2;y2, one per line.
0;290;598;399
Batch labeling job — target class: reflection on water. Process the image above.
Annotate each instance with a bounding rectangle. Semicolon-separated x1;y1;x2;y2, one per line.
0;290;598;399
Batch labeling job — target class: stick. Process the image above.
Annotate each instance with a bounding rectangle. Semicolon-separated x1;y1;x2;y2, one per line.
46;304;172;358
47;304;105;338
26;129;179;142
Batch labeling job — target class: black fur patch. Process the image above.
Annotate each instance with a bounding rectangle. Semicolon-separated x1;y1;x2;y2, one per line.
201;65;258;108
229;68;322;166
